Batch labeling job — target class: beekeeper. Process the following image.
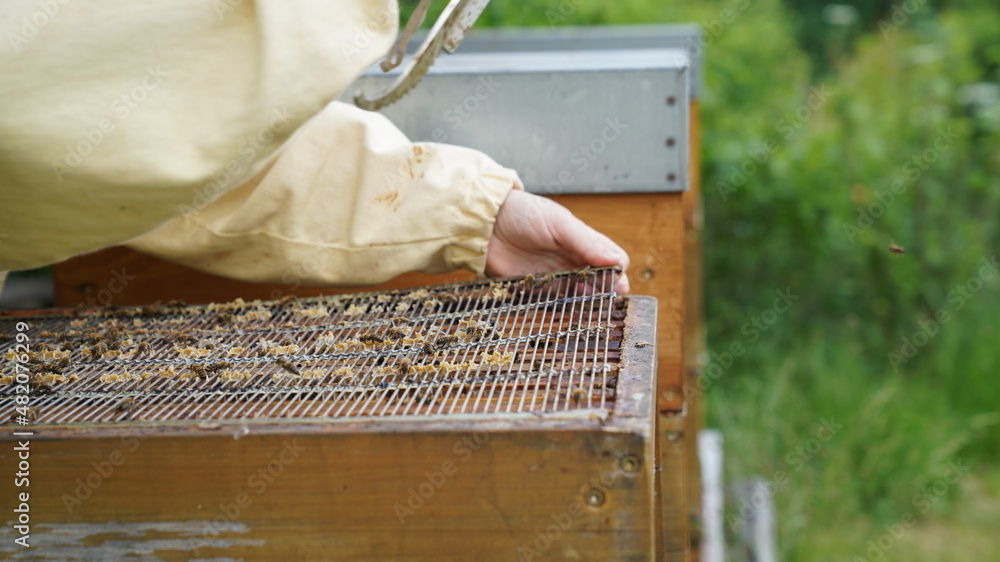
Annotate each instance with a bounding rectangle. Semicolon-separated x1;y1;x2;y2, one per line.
0;0;630;296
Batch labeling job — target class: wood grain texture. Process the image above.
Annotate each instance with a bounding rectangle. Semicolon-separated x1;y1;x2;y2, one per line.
0;429;654;561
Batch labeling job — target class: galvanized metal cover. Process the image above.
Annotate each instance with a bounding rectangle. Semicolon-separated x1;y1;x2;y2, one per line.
345;48;690;194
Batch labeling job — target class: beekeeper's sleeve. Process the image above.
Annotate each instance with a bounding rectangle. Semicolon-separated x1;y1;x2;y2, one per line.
0;0;520;286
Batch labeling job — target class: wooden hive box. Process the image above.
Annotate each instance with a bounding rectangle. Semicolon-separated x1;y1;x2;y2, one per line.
2;269;661;560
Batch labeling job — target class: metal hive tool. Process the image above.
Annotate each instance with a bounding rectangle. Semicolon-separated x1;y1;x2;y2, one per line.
1;266;627;426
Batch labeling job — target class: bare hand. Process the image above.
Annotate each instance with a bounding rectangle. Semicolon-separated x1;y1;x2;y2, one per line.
485;190;631;294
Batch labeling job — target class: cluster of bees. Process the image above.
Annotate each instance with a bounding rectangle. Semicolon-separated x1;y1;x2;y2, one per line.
1;268;619;422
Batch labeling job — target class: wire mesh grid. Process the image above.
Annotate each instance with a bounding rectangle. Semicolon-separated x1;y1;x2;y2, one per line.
0;266;626;426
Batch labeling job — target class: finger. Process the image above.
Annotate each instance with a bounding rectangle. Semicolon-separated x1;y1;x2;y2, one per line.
615;272;631;295
550;209;629;269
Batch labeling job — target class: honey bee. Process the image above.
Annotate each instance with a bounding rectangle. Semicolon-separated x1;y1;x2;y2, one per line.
528;273;555;288
174;332;198;345
463;326;485;340
359;333;385;345
141;304;164;316
397;358;412;375
36;359;69;375
84;331;105;345
574;266;594;279
115;397;135;414
421;341;436;354
13;407;39;423
390;317;409;327
570;387;587;406
90;342;109;357
635;341;651;348
383;327;407;341
165;300;187;309
206;361;232;373
189;365;209;379
29;379;55;397
216;311;233;324
436;335;460;349
275;358;300;376
888;243;905;256
438;292;458;304
136;342;152;354
279;336;295;347
533;359;543;371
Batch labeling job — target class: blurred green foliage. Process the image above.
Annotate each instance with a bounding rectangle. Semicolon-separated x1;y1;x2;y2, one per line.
404;0;1000;557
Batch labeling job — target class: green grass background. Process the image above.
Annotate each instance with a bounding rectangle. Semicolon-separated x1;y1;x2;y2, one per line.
403;0;1000;558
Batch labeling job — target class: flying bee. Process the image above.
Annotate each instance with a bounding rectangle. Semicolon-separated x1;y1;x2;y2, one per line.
436;335;460;349
275;358;300;376
570;387;587;406
136;342;152;354
888;243;905;256
383;327;407;341
115;397;135;414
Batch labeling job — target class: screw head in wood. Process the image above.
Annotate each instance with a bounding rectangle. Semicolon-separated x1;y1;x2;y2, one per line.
619;455;641;474
583;487;605;507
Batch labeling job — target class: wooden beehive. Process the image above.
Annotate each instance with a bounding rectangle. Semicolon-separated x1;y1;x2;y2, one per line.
1;268;660;560
43;25;706;559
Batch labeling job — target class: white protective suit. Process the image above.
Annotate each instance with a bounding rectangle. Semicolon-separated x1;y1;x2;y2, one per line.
0;0;522;291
